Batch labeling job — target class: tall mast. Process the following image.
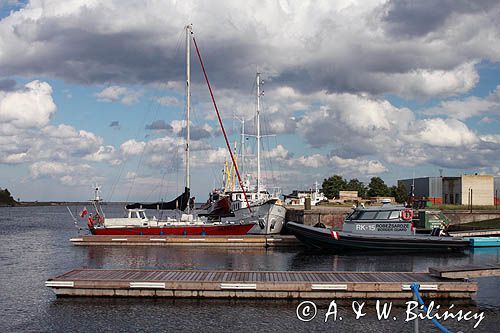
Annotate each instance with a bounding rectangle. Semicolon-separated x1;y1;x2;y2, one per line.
185;24;192;212
256;73;262;200
240;118;245;181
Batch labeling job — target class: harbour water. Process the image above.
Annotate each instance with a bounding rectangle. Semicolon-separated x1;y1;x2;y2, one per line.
1;205;500;332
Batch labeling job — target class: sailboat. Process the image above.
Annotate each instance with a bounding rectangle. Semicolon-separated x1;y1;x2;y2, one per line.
204;73;287;235
86;25;255;236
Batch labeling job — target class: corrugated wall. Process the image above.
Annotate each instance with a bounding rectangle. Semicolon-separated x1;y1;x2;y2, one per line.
428;177;443;198
398;177;430;197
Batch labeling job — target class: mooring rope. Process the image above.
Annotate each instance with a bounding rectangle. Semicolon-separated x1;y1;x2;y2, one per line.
410;282;451;333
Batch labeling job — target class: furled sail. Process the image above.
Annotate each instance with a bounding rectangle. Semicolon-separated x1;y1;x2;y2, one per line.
126;188;190;211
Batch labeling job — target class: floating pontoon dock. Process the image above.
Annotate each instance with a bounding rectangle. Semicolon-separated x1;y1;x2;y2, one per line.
69;235;301;247
429;264;500;279
468;237;500;247
46;268;476;299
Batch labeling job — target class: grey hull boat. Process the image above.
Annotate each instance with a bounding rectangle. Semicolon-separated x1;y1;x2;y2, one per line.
286;202;469;252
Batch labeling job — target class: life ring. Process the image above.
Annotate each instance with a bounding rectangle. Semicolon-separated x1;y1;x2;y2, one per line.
401;209;413;221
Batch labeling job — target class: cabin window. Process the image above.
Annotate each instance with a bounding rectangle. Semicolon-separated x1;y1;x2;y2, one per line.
139;211;146;219
389;211;400;219
237;194;241;200
376;211;391;220
347;211;362;220
358;211;378;220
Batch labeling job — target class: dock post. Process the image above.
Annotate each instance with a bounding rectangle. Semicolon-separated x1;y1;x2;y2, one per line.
413;292;419;333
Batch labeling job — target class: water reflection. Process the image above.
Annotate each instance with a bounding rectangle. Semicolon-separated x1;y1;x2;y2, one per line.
85;246;298;271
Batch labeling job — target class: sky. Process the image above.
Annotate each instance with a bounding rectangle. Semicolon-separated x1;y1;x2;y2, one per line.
0;0;499;201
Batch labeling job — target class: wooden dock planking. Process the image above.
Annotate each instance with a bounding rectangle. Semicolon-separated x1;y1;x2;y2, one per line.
429;264;500;279
69;235;301;248
46;268;477;299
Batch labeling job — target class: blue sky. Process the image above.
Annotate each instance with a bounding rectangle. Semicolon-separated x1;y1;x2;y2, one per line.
0;1;499;201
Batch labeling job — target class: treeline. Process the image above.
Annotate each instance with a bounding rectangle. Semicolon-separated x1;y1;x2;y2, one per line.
0;188;16;206
322;175;408;203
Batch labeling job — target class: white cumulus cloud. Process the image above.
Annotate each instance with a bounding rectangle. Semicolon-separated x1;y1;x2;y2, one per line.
0;80;56;128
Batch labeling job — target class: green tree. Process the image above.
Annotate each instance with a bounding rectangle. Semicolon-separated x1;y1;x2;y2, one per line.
345;178;366;198
367;177;390;197
322;175;347;199
0;188;16;206
391;183;408;203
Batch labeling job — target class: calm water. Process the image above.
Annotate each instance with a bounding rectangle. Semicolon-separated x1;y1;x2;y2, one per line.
1;205;500;332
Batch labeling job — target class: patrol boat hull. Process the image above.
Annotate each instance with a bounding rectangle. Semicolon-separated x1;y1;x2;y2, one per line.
286;222;470;252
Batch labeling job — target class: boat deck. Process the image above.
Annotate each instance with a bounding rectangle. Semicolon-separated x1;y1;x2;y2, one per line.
46;268;477;299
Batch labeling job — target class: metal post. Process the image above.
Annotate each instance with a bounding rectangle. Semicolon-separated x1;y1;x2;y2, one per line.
496;190;498;210
470;188;473;213
467;188;470;211
413;292;419;333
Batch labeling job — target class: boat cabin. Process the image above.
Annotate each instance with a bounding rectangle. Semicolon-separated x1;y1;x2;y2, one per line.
343;203;415;236
230;190;270;211
127;209;148;220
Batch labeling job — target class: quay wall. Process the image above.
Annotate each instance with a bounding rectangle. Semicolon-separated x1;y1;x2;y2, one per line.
285;206;351;229
442;210;500;225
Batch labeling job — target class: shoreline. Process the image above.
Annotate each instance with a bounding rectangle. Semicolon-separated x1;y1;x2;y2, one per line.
0;202;126;207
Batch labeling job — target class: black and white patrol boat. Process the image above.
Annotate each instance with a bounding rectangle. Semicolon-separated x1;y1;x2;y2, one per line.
286;201;469;252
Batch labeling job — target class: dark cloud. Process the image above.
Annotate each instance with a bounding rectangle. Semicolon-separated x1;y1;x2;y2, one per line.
0;1;498;99
381;0;498;37
0;78;16;91
109;121;120;129
178;125;211;140
145;120;172;131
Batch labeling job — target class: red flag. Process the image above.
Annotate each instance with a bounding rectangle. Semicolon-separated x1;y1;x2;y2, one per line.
80;206;88;218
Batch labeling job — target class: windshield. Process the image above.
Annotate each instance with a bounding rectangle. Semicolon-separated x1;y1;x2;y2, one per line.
347;210;362;220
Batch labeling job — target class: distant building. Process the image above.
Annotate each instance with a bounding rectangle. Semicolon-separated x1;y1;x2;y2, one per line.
398;177;443;204
339;191;360;202
284;182;327;206
398;174;498;206
442;177;461;204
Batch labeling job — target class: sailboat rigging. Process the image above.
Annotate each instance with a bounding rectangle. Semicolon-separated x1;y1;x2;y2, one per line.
84;24;255;236
201;73;287;235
